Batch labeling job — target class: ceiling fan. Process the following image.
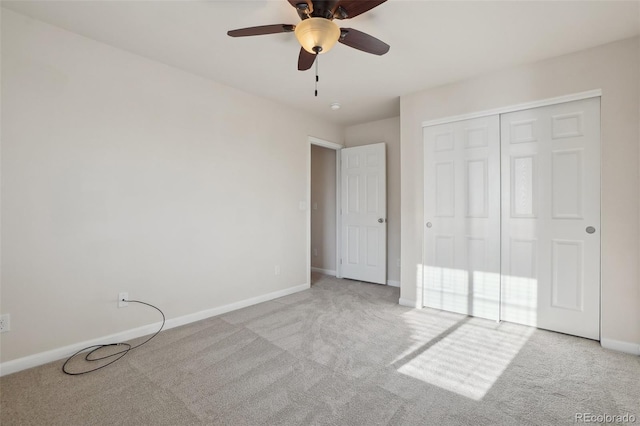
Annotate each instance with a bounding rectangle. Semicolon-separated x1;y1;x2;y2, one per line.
227;0;390;71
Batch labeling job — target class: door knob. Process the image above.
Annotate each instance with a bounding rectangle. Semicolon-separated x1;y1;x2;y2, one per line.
586;226;596;234
426;222;432;228
378;218;384;223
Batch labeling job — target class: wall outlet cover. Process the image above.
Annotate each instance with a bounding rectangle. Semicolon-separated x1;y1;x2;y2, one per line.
0;314;10;333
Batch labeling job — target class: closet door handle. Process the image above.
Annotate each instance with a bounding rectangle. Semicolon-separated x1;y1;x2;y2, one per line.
586;226;596;234
426;222;432;228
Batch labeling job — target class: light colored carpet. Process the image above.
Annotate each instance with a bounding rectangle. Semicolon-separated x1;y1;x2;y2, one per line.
1;273;638;425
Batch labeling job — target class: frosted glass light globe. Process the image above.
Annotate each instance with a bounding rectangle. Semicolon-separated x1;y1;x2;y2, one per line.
295;18;340;54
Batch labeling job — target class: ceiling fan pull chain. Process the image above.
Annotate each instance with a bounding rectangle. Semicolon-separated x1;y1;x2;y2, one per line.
314;52;319;97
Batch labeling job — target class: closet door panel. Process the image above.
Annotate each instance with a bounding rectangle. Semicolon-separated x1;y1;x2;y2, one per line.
501;97;600;340
423;116;501;320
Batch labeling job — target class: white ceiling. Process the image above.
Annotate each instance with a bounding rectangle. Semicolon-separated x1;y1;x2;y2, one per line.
3;0;639;126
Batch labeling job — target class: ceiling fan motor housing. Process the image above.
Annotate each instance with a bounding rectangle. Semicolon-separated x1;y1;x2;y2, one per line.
296;0;344;20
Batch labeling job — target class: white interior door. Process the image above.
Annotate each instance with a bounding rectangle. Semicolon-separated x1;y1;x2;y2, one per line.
501;97;601;340
340;143;387;284
423;116;501;320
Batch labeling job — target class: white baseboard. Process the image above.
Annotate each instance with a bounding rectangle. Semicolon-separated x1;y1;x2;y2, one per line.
387;280;400;288
600;338;640;356
310;267;336;276
0;283;310;377
399;298;421;308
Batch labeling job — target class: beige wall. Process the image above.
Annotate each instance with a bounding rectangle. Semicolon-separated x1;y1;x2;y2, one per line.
0;10;343;362
400;37;640;347
345;117;401;284
310;145;336;273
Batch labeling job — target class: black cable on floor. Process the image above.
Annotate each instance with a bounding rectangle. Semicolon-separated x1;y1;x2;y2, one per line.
62;300;165;376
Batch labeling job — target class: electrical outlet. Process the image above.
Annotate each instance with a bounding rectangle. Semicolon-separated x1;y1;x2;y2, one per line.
118;292;129;308
0;314;10;333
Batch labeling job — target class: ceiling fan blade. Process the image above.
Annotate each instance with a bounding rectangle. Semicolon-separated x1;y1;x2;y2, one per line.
338;28;389;55
334;0;387;19
298;47;317;71
227;24;295;37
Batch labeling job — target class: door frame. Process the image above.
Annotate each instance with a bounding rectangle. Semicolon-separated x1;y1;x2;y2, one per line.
421;89;602;324
307;136;344;285
422;89;601;128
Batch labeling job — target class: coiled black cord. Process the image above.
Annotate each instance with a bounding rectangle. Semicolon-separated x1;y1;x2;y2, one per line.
62;300;165;376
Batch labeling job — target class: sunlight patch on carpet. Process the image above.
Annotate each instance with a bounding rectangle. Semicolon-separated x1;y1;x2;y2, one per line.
397;320;534;400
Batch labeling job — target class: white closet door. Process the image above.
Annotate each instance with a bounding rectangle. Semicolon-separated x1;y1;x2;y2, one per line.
341;143;387;284
423;116;501;320
501;97;600;340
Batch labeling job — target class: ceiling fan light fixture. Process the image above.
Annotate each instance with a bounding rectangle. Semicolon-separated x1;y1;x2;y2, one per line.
294;18;340;54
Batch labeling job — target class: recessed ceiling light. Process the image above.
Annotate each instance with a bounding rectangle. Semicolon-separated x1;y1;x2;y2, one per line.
330;102;341;111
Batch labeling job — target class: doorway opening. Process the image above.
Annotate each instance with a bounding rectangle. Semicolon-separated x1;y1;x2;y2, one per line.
307;137;343;286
